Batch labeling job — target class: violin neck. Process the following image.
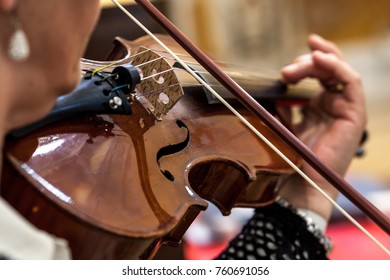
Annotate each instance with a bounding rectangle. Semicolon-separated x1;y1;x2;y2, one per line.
177;63;319;105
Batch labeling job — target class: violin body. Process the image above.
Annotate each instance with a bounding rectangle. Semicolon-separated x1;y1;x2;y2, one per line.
1;35;300;259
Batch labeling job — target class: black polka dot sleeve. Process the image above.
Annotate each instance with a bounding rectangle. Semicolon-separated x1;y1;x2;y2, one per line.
215;200;331;260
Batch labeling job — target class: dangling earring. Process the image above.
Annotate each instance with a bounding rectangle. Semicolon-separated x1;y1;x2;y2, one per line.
8;12;30;61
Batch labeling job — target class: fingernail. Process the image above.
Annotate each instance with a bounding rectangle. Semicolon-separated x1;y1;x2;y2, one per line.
310;33;320;39
281;64;298;73
310;34;324;41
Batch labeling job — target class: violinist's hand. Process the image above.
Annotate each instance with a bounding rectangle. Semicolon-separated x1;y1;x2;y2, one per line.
278;34;367;222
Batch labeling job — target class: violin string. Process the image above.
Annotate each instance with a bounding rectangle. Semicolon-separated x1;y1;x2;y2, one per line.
138;82;181;97
103;46;199;69
88;48;156;76
140;68;174;81
134;48;286;82
91;61;119;76
85;52;208;84
81;66;221;96
84;41;276;87
110;83;130;92
130;54;284;89
128;43;253;72
100;73;118;83
112;0;389;254
140;82;221;98
133;55;165;67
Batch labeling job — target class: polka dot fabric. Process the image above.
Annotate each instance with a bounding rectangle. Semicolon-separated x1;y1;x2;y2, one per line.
216;201;328;260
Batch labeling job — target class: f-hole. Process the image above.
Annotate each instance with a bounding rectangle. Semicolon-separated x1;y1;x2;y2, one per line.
157;120;190;181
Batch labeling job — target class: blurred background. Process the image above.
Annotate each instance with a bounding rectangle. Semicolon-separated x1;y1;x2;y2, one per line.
96;0;390;259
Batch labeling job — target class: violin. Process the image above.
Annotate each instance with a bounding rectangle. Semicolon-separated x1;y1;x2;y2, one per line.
1;34;307;259
1;0;389;259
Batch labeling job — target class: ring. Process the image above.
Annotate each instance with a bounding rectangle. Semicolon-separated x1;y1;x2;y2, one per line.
324;81;345;93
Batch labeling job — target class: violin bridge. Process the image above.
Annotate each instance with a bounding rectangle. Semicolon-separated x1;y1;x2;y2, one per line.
131;47;183;121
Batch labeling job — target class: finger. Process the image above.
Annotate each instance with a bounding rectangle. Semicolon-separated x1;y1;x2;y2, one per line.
281;51;361;97
281;58;321;84
292;53;312;64
312;51;363;102
308;34;344;59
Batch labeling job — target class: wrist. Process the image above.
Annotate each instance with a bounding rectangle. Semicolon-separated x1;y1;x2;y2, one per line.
278;176;338;222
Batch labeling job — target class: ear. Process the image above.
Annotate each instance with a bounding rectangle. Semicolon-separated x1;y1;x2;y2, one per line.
0;0;16;12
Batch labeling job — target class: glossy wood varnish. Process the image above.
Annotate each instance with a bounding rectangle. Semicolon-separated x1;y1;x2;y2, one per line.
1;36;300;259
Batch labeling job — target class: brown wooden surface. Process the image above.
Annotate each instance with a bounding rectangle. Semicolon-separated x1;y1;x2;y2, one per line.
1;36;300;259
